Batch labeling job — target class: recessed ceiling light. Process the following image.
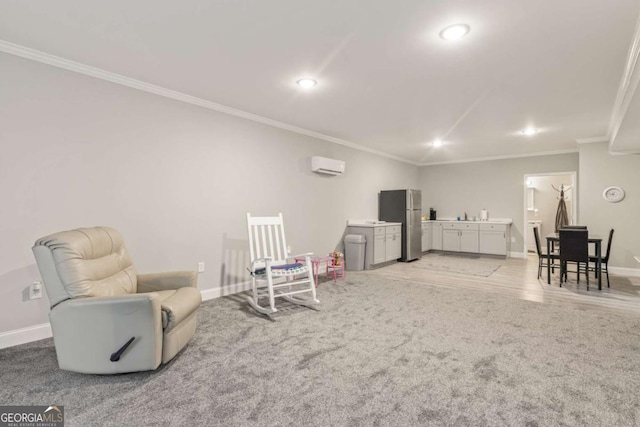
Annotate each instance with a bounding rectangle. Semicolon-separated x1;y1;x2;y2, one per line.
439;24;470;40
521;128;538;136
296;79;317;89
433;139;443;147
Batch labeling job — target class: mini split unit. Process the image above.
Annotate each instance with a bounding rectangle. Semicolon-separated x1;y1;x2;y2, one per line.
311;156;346;176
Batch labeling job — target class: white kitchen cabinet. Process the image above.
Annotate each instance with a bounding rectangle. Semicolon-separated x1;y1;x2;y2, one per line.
394;220;511;258
431;222;443;250
442;229;460;251
385;226;402;261
460;229;479;253
421;222;432;252
346;223;402;269
442;222;479;253
479;223;510;256
374;229;386;264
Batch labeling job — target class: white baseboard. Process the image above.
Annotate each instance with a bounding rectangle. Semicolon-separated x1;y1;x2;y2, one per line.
0;284;253;350
200;281;252;301
609;266;640;277
0;323;52;350
509;251;527;259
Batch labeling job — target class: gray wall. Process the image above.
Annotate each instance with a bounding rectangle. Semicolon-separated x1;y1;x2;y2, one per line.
418;153;580;254
579;142;640;269
0;53;418;334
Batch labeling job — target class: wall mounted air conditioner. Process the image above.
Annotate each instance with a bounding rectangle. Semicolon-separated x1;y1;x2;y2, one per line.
311;156;345;176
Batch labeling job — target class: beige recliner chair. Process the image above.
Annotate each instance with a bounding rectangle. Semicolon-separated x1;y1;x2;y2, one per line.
32;226;202;374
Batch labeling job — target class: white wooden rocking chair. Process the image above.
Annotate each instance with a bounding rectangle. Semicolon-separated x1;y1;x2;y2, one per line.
246;213;319;315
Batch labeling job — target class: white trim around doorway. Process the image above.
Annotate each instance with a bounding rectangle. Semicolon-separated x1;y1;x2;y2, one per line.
523;171;578;255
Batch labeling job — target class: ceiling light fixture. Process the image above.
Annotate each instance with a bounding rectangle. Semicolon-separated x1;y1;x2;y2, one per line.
439;24;470;40
521;128;538;136
296;79;317;89
432;139;443;147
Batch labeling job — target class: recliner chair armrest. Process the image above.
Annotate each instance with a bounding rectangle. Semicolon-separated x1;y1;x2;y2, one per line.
49;293;163;374
137;271;198;293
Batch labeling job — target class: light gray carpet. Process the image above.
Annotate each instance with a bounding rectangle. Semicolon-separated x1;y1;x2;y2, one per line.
1;272;640;426
412;253;503;277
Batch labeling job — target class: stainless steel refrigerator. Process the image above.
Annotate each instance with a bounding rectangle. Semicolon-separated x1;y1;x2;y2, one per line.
379;189;422;262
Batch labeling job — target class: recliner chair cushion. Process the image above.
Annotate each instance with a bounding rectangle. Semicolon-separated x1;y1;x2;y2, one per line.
34;227;137;299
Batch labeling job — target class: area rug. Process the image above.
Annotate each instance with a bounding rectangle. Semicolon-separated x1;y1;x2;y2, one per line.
411;253;502;277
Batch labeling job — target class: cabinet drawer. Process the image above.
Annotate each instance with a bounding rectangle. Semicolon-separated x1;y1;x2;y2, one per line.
479;223;507;232
374;227;386;236
459;223;479;230
421;222;431;230
443;222;479;230
386;225;401;234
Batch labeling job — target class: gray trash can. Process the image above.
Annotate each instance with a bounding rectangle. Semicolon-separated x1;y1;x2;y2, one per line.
345;234;366;271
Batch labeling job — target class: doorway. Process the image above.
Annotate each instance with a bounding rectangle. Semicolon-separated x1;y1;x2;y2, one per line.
523;172;577;254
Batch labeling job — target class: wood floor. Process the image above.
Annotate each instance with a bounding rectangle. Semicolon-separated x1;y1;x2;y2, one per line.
365;252;640;316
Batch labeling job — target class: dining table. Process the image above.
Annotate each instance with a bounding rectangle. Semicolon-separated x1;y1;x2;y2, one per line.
545;232;603;290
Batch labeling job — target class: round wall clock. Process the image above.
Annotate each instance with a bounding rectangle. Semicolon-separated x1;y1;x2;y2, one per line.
602;186;625;203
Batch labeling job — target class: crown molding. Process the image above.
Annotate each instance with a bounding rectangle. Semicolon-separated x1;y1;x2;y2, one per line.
608;149;640;156
608;13;640;151
419;149;579;167
576;136;608;144
0;39;418;166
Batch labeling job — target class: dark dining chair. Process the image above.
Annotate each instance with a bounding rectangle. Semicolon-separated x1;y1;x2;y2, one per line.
589;229;614;288
534;226;558;279
555;226;587;252
559;229;589;290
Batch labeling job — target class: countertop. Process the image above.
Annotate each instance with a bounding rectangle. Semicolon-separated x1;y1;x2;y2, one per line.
347;221;402;227
422;218;513;225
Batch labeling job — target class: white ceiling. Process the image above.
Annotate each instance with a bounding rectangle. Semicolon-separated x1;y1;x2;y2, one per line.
1;0;640;164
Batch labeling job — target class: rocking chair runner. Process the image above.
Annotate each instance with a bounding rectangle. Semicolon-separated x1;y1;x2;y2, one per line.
246;213;319;315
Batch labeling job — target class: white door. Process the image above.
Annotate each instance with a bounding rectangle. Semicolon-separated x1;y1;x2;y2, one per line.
422;224;432;251
479;231;506;255
460;230;479;253
386;232;402;260
431;223;443;250
442;229;460;252
374;234;386;264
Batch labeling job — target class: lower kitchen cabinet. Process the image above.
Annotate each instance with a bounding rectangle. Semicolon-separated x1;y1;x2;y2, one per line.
442;223;479;253
373;231;386;264
385;227;402;261
421;222;432;252
347;224;402;269
460;229;479;253
442;229;459;251
431;222;443;250
479;223;510;255
427;221;510;256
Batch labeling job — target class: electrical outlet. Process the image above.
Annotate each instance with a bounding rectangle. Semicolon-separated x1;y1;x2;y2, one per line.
198;262;205;273
29;281;42;300
511;237;516;243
